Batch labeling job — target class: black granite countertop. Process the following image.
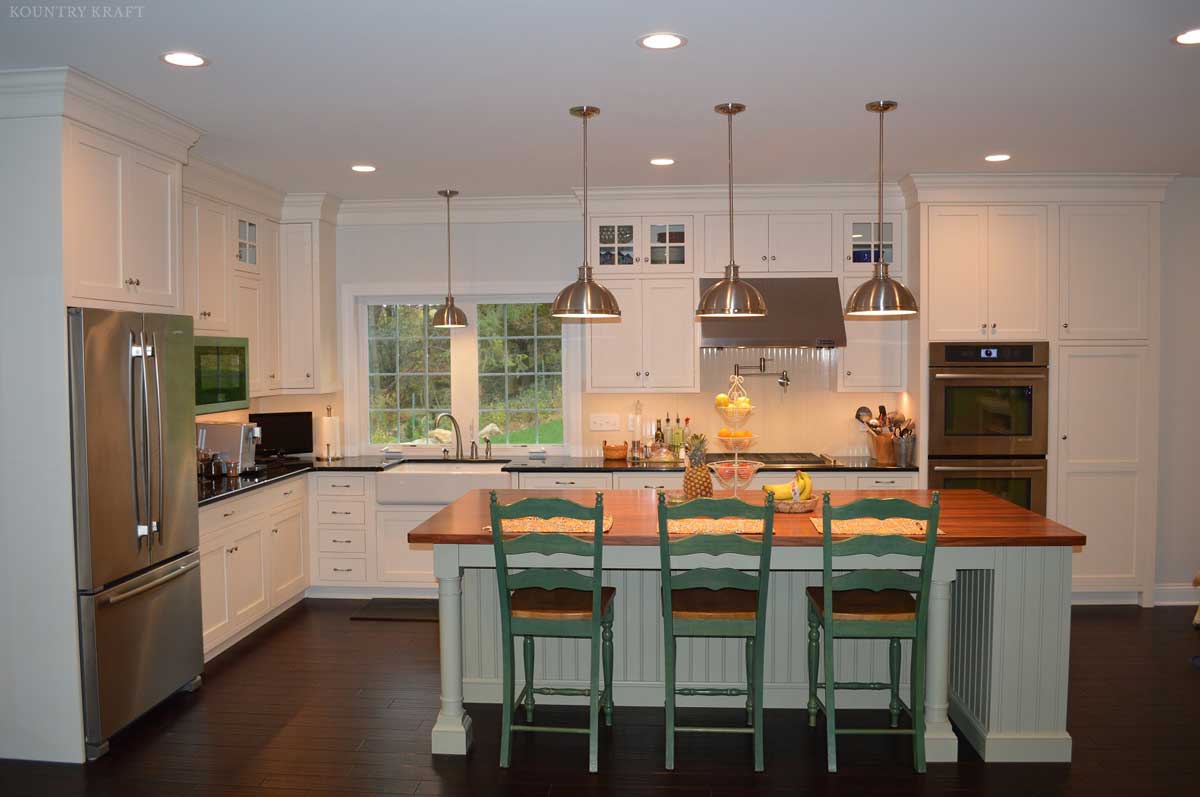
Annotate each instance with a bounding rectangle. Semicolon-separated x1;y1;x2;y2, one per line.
500;456;916;473
197;455;403;506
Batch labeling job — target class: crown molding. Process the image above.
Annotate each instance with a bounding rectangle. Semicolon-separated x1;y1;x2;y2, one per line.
900;173;1177;205
338;195;580;226
0;66;202;162
576;182;906;214
282;193;342;225
183;156;285;220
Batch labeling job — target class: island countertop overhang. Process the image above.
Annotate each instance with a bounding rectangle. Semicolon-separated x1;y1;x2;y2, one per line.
407;488;1086;548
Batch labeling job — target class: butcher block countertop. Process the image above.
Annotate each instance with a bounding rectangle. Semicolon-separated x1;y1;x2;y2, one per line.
407;489;1086;548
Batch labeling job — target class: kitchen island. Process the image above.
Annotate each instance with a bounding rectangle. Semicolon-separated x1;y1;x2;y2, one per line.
409;489;1086;764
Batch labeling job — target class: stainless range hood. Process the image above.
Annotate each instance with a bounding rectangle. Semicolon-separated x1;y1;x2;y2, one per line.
699;277;847;348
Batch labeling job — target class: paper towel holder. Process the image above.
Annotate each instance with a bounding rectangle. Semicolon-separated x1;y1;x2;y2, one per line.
316;404;343;462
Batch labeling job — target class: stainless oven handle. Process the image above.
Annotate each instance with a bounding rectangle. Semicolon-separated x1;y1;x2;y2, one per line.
105;560;199;606
933;373;1046;380
932;465;1046;472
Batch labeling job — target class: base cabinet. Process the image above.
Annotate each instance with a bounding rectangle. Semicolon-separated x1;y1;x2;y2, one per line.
376;508;438;587
268;504;308;605
226;521;269;629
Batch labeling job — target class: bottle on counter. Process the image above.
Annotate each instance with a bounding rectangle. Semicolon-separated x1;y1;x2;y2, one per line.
671;413;684;458
654;418;665;445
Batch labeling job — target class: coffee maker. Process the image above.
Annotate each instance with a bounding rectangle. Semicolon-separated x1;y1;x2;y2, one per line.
196;421;261;475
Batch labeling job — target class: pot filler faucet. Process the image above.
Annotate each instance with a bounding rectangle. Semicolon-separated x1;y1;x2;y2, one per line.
434;412;463;460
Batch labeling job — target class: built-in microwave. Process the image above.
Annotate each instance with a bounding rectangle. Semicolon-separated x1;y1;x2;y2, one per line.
928;342;1049;458
194;336;249;414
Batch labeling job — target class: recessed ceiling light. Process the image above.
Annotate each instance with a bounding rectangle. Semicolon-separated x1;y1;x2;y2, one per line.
160;51;208;68
637;32;687;50
1175;28;1200;45
649;157;675;166
984;153;1011;162
351;164;377;173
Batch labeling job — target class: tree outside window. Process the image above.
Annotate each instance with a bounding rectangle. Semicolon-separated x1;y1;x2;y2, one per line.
477;303;563;445
366;304;451;444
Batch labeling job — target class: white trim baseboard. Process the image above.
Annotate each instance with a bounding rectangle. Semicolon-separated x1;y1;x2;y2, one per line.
950;700;1072;763
1154;582;1200;606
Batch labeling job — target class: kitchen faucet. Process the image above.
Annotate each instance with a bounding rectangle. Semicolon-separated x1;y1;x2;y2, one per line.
433;412;463;460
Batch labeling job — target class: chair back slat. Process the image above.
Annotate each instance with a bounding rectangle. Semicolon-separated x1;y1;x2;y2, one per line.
507;567;594;592
830;569;921;593
669;567;760;592
820;492;940;631
657;493;775;632
490;491;605;632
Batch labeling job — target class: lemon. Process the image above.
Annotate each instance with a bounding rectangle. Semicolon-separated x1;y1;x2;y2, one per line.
715;393;731;408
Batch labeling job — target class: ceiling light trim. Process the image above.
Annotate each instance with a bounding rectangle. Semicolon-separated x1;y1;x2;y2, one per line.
160;51;209;68
637;32;687;49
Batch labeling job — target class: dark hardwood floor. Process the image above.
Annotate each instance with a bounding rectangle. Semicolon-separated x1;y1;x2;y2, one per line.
2;600;1197;796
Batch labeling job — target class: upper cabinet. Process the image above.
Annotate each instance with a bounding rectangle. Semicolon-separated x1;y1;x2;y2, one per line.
838;276;906;392
181;191;232;332
63;122;182;309
1059;205;1151;340
926;204;1047;341
278;200;339;394
258;220;282;392
704;212;833;273
233;210;261;276
842;213;903;274
587;278;698;392
591;215;695;275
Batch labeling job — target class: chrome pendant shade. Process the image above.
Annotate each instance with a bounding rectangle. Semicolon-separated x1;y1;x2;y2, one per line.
696;102;766;318
552;105;621;319
845;100;918;318
432;189;468;328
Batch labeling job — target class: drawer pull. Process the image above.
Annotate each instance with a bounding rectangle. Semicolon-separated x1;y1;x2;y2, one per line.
282;490;294;496
332;538;352;544
643;485;665;489
330;510;353;515
554;480;575;486
222;511;235;518
331;483;352;488
332;567;353;573
875;479;896;484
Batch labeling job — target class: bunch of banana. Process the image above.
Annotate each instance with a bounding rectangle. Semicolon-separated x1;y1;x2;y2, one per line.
762;470;813;502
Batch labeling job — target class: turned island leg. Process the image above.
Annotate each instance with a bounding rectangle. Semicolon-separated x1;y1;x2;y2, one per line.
924;568;958;762
431;544;473;755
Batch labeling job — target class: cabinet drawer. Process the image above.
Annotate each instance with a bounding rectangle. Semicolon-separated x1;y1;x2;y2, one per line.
319;529;366;554
317;474;365;496
856;474;917;490
613;473;685;491
517;473;613;490
317;500;365;525
808;475;848;492
262;477;306;507
200;493;266;535
318;557;366;582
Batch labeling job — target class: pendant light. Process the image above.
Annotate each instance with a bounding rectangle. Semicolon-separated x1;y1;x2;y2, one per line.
431;189;468;328
845;100;919;317
552;106;621;319
697;103;767;317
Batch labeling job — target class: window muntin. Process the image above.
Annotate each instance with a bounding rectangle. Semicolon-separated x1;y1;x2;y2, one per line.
366;304;451;445
477;303;563;445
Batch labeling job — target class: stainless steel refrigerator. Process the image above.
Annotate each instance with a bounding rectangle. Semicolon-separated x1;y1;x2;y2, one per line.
68;307;202;759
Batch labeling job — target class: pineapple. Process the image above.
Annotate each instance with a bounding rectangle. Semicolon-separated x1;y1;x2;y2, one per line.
682;433;713;499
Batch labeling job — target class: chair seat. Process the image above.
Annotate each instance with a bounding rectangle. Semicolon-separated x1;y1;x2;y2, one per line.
510;586;615;620
671;588;757;620
805;586;916;622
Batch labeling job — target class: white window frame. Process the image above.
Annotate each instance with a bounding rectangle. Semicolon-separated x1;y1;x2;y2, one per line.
343;289;583;458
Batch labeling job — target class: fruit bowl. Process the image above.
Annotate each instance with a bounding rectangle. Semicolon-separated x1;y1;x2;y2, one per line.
774;496;820;514
715;403;755;426
714;432;758;453
708;458;763;490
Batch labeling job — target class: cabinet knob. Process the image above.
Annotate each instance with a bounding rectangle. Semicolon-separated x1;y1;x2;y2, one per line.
846;255;852;261
124;277;141;287
761;255;768;261
980;323;987;331
1061;434;1068;440
644;371;650;378
269;373;276;379
846;370;852;376
1062;323;1069;329
635;370;642;377
271;528;278;534
305;372;311;378
770;255;776;261
991;323;997;330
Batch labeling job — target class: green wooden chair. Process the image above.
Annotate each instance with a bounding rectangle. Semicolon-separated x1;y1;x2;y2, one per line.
806;491;940;773
656;493;775;772
488;491;615;773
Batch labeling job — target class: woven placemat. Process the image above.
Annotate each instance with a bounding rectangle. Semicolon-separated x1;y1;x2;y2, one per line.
667;518;765;536
485;515;615;534
810;517;943;536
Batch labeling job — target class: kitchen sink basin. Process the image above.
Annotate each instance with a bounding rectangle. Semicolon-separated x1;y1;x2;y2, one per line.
376;463;511;504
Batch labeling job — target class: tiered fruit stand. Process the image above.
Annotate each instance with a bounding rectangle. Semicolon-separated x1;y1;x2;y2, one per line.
708;374;763;497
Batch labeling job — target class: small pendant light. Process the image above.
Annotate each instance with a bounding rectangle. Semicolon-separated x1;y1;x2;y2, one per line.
845;100;919;318
431;188;468;328
552;106;621;319
696;102;767;318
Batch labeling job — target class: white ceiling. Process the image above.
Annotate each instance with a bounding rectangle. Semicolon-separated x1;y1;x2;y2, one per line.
2;0;1197;199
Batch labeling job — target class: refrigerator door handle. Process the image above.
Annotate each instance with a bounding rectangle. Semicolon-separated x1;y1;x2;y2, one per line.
104;560;199;606
129;332;149;546
150;332;164;542
138;331;153;543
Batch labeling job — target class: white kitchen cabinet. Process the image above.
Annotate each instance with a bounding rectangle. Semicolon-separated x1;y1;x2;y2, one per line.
1057;346;1155;596
612;472;684;491
926;204;1048;341
376;508;438;586
268;503;307;606
232;209;261;276
1059;205;1151;340
181;192;232;332
587;278;698;392
63;122;181;309
259;219;281;391
279;219;339;392
516;473;614;490
837;276;906;392
704;213;832;273
199;532;234;651
233;276;264;394
592;215;694;275
226;520;269;631
842;213;903;274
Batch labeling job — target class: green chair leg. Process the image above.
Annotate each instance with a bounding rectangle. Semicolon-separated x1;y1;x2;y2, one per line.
500;634;514;768
522;636;536;723
602;618;614;727
807;605;819;728
744;637;754;727
664;637;676;771
889;638;901;728
824;632;838;773
752;634;765;772
588;631;601;773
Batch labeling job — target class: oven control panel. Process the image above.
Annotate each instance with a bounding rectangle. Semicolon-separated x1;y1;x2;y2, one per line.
930;341;1049;367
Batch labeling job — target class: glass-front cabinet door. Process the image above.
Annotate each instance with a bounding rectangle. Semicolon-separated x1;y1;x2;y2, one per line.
842;212;902;274
591;215;694;274
233;209;260;275
591;216;641;275
642;215;693;273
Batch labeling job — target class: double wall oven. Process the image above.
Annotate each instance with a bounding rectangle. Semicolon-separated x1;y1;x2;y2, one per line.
927;342;1049;514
